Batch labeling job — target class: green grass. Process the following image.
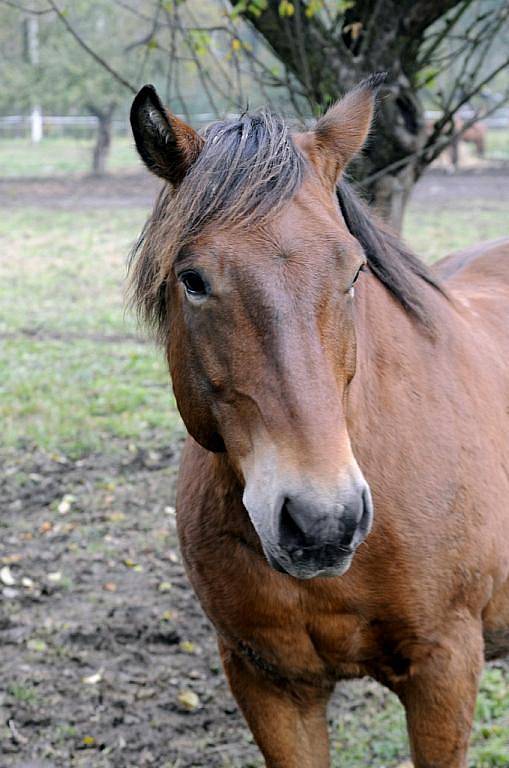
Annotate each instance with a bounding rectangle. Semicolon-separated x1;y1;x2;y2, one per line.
0;207;144;336
7;682;40;705
405;202;509;263
486;129;509;161
0;337;180;457
331;669;509;767
0;136;141;177
0;206;181;458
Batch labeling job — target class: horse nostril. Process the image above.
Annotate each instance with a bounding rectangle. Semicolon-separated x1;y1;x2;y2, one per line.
279;497;310;550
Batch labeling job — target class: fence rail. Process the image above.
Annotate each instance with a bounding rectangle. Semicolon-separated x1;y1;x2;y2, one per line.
0;113;221;138
0;110;508;140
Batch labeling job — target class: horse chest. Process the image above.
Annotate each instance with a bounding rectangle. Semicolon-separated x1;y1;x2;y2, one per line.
228;598;380;683
193;545;380;683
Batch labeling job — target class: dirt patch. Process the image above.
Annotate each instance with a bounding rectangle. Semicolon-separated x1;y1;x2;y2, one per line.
0;173;159;210
0;441;259;767
412;165;509;208
1;165;509;213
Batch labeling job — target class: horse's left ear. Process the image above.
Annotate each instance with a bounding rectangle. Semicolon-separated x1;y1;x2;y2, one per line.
130;84;204;185
313;73;386;186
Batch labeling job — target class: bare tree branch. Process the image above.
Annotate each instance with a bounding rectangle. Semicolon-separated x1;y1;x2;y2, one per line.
0;0;53;14
47;0;137;94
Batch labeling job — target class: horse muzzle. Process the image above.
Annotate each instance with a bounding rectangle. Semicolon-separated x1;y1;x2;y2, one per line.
243;479;374;580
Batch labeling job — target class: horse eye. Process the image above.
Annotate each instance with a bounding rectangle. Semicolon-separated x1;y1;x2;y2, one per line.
351;263;366;286
347;263;366;298
179;270;208;298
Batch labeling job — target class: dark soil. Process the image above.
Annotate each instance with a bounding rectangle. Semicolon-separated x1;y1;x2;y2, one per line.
0;164;508;212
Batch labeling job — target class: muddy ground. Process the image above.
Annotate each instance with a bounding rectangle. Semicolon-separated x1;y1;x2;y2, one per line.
0;163;508;212
1;168;508;768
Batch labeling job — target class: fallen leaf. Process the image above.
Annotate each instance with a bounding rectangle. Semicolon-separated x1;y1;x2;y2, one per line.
47;571;62;583
21;577;34;588
57;494;76;514
40;521;53;534
180;640;197;654
82;735;96;746
136;687;157;700
0;565;16;586
158;581;172;592
82;670;102;685
177;689;200;711
161;610;174;621
8;719;28;745
1;553;22;564
107;511;125;522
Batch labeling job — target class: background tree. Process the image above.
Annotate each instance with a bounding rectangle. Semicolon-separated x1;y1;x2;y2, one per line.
2;0;508;220
0;0;143;174
99;0;509;226
226;0;509;227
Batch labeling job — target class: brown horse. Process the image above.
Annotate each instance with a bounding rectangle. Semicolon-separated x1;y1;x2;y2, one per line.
450;117;487;169
129;76;509;768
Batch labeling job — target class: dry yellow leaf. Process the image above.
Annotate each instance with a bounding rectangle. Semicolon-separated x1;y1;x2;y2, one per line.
177;689;200;711
180;640;197;654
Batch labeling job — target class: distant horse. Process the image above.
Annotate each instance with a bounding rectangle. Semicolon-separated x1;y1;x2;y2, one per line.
129;76;509;768
450;117;487;169
428;115;487;171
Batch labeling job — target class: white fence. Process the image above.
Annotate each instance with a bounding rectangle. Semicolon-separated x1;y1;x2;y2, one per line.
0;110;507;141
0;113;220;139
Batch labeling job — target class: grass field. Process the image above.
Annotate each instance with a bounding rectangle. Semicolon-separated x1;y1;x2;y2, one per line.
0;136;141;177
1;163;508;766
1;184;509;460
0;127;507;178
0;207;181;459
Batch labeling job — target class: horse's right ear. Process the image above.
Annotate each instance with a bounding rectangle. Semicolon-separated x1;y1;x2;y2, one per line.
130;85;204;185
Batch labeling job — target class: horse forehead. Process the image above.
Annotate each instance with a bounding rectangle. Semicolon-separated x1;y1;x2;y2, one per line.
189;174;352;265
194;196;349;261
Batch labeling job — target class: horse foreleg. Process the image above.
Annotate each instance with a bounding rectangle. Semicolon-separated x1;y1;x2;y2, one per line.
219;639;332;768
398;620;484;768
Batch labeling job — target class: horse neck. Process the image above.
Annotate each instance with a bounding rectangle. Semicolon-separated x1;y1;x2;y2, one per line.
347;268;448;444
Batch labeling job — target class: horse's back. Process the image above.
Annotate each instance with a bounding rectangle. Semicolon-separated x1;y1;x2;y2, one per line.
434;237;509;284
435;237;509;343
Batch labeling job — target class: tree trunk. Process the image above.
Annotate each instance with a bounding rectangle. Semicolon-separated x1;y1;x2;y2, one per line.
237;0;465;230
88;103;115;176
349;77;428;231
370;166;417;234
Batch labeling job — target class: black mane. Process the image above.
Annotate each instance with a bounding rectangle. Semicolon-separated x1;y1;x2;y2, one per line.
337;181;445;328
